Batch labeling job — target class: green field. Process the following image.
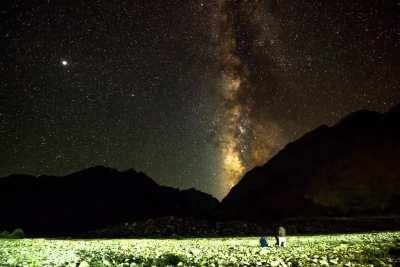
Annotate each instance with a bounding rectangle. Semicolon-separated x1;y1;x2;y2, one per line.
1;232;399;266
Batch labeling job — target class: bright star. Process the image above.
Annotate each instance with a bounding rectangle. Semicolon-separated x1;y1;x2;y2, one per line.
61;60;68;66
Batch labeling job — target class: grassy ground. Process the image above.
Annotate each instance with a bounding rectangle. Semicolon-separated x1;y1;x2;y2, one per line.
1;232;399;266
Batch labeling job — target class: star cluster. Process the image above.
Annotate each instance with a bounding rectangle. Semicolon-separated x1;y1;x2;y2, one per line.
1;0;399;199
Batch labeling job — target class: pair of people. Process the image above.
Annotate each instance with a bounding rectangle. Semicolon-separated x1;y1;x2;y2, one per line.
259;226;287;247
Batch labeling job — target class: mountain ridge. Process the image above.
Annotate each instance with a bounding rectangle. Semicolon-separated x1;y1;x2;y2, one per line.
0;166;219;235
221;103;400;220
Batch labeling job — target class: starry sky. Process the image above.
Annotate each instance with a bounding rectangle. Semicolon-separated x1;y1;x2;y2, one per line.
1;0;399;199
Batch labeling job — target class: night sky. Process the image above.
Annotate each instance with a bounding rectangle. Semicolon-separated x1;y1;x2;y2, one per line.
1;0;399;199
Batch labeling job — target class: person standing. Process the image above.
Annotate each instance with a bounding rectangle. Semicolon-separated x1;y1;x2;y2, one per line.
276;226;287;247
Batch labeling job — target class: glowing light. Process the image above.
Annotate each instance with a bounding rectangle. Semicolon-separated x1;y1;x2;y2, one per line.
220;102;246;194
216;0;249;196
61;60;68;66
221;137;246;193
226;77;241;99
239;125;245;134
223;146;245;179
213;0;287;198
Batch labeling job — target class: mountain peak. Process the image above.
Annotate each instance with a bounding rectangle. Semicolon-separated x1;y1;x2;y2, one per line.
221;106;400;220
66;165;118;180
1;166;218;234
335;109;383;129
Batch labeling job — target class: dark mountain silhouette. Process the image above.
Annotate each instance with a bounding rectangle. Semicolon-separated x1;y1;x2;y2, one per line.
389;103;400;115
2;104;399;236
221;103;400;221
0;166;219;235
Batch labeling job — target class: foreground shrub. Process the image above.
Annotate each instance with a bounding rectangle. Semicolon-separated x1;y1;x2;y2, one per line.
0;229;24;239
11;228;24;238
159;253;185;266
0;231;10;238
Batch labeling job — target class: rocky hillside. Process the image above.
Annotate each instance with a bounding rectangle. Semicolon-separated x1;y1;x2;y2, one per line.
221;103;400;220
0;166;219;235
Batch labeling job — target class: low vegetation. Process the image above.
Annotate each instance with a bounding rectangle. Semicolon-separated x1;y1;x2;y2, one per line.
1;232;399;266
0;228;25;239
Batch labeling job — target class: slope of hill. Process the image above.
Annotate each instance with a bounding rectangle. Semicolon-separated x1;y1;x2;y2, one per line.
221;103;400;221
0;166;219;235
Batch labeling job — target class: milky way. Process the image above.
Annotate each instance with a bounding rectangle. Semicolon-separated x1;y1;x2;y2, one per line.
214;0;288;196
1;0;399;199
216;0;248;194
